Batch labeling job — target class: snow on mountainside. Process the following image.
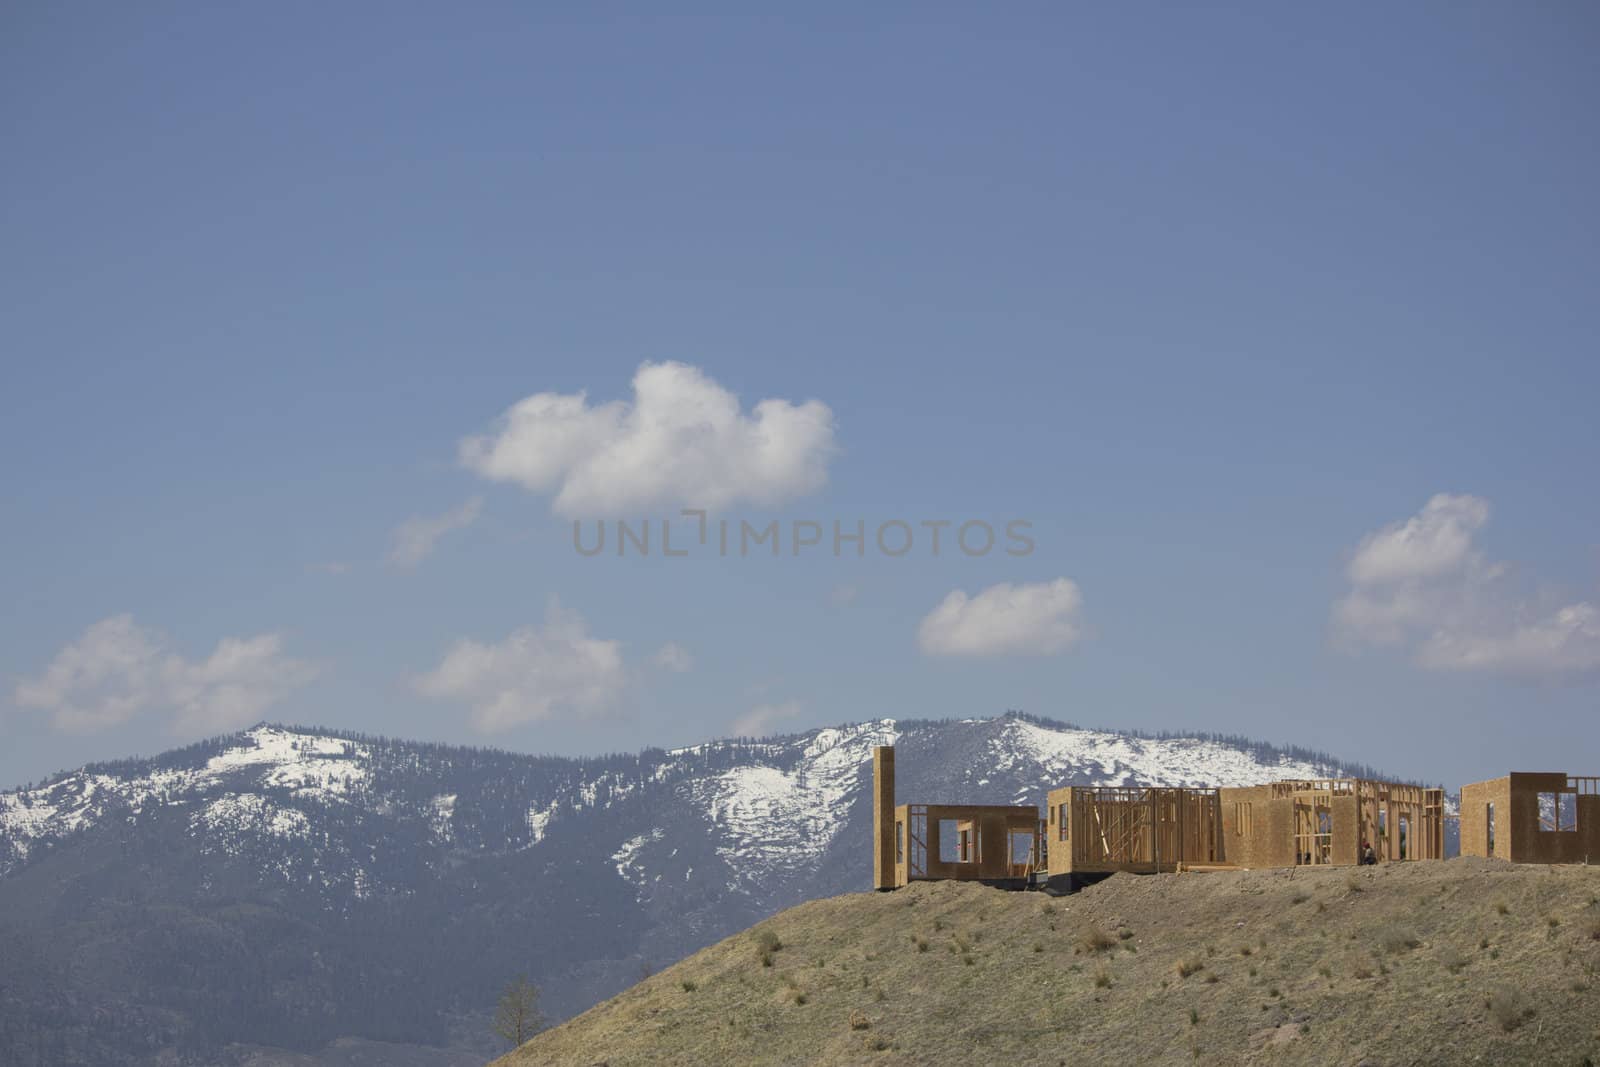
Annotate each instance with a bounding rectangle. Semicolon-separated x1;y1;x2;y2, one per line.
0;727;368;868
974;718;1332;796
693;720;899;888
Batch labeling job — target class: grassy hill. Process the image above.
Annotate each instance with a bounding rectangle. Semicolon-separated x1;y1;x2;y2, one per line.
498;859;1600;1066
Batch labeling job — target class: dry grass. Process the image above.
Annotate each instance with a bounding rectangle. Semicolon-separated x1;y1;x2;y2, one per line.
1487;986;1536;1032
1077;924;1118;954
1378;924;1422;954
501;859;1600;1067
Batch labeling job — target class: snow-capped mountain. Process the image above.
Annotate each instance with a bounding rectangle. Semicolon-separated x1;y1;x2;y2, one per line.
0;713;1385;1066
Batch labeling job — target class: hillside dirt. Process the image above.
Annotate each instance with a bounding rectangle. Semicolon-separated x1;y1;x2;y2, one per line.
499;858;1600;1067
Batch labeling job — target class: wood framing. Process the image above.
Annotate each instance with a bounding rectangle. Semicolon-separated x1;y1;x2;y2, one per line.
1045;786;1222;881
890;802;1043;888
869;747;1450;893
1218;779;1444;868
874;744;1044;889
1460;772;1599;864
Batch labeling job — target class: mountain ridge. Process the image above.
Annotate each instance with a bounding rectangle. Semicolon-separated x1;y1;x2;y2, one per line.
0;712;1412;1066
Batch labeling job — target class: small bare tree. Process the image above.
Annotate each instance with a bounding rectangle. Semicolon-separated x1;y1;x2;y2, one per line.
493;975;544;1049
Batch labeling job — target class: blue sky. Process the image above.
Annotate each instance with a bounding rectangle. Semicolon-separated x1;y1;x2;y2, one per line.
3;3;1597;791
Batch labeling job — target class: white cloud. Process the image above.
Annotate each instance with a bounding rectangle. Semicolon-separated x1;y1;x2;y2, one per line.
650;642;693;673
729;700;802;738
1345;493;1489;585
458;362;836;516
13;615;318;734
917;579;1087;658
388;497;483;569
414;598;627;732
1333;495;1600;680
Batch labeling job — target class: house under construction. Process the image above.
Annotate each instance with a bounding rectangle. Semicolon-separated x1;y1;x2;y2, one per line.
872;745;1449;893
1045;785;1223;892
872;746;1044;890
1459;772;1599;863
1216;778;1445;867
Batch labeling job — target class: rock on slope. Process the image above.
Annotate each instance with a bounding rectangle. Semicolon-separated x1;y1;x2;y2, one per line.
500;859;1600;1067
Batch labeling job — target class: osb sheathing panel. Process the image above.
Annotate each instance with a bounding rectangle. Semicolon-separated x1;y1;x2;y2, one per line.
1261;798;1300;868
1331;795;1360;866
1218;785;1278;868
1460;777;1512;860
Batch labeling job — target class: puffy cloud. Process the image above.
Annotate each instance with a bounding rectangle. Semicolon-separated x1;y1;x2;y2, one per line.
918;579;1087;658
1332;495;1600;680
729;700;802;738
13;615;318;734
650;642;693;673
387;497;483;570
414;598;627;732
459;362;836;516
1415;604;1600;675
1345;494;1489;585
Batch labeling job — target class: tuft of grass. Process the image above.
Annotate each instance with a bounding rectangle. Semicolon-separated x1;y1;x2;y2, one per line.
872;987;886;1003
1238;945;1253;956
1487;987;1535;1032
1188;1007;1200;1026
1078;925;1118;954
848;1009;871;1031
1092;964;1113;988
755;928;783;966
1032;942;1044;954
1379;926;1421;954
1438;947;1469;974
1317;964;1333;979
791;991;808;1006
1352;961;1373;980
1175;957;1205;979
1494;900;1510;916
1203;972;1219;985
1345;873;1364;893
1118;928;1135;941
1290;892;1310;905
864;1034;892;1052
914;936;929;953
680;979;697;992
